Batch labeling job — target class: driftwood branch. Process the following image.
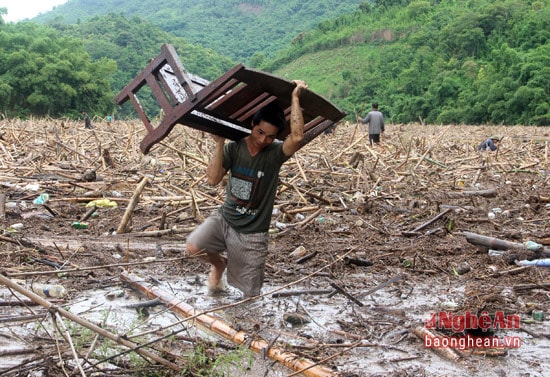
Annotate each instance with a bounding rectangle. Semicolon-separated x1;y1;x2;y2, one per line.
329;282;364;306
117;177;150;234
411;325;462;362
5;257;188;277
271;289;333;298
53;311;86;377
358;275;403;299
446;188;498;198
404;208;452;235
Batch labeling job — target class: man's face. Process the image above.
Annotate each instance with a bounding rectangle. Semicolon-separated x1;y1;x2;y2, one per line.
250;121;279;149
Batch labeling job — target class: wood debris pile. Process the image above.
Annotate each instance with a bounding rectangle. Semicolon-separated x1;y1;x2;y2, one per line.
0;118;548;376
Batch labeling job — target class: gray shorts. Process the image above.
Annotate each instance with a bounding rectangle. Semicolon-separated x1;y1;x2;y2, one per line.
186;211;268;297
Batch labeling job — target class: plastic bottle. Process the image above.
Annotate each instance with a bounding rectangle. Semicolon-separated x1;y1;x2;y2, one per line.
532;310;545;321
517;258;550;267
33;193;50;205
72;221;89;229
31;283;67;298
290;245;307;258
488;249;505;257
275;221;287;229
523;241;543;252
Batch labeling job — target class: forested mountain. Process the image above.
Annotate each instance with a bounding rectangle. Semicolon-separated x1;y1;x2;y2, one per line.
269;0;550;125
35;0;367;63
51;15;236;118
0;21;116;118
0;13;234;118
2;0;549;125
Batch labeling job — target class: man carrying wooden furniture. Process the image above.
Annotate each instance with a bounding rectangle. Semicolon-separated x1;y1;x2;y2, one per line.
186;81;308;298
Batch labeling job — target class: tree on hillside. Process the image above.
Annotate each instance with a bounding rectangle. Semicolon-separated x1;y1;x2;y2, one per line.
0;22;116;119
48;13;235;118
271;0;550;125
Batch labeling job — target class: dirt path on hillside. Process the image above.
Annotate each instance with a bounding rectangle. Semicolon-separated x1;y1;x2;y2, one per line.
0;118;548;376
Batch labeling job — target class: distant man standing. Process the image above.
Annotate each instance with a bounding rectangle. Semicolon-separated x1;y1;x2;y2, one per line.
82;111;92;129
357;102;384;147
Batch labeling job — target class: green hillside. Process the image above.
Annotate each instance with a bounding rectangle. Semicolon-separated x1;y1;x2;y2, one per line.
53;14;235;100
2;0;549;125
0;13;234;119
35;0;367;63
270;0;550;125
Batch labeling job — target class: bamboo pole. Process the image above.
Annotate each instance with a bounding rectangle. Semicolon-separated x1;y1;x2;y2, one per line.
413;125;451;171
0;193;5;220
116;176;149;234
462;231;550;255
0;274;181;372
5;256;188;277
410;208;452;233
53;311;87;377
120;271;337;377
411;325;462;363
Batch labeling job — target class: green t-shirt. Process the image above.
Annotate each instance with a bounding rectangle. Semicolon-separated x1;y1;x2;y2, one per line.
220;138;289;233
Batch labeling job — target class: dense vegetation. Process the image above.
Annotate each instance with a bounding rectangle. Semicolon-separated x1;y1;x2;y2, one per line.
1;0;549;125
269;0;550;125
49;14;235;118
0;21;115;118
0;12;234;119
35;0;366;63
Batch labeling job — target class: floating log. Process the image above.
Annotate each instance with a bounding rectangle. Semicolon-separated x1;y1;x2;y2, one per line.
120;271;337;377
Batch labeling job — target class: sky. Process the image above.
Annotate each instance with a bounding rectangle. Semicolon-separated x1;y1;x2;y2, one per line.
0;0;68;23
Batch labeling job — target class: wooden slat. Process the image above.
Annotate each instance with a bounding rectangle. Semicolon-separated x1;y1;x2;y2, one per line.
145;75;172;113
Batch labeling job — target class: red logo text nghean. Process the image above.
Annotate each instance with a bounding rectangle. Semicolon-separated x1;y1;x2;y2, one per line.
424;311;520;332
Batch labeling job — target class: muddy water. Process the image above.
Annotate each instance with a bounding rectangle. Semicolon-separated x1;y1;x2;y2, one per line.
1;270;548;376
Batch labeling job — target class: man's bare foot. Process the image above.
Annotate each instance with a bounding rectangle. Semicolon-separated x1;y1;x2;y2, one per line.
207;257;227;295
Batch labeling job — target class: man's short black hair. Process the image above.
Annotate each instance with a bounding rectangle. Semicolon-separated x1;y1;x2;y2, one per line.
252;102;286;131
372;102;379;109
